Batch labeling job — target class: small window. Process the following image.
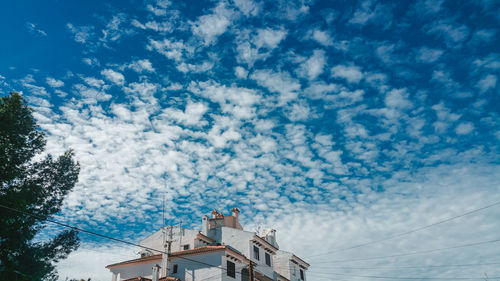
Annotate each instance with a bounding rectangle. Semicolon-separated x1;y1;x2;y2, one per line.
173;264;178;274
300;269;304;280
253;246;260;260
227;261;236;278
292;266;296;276
183;244;190;250
265;253;271;266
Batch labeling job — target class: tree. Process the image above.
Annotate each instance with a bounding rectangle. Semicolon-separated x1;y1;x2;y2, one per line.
0;92;80;280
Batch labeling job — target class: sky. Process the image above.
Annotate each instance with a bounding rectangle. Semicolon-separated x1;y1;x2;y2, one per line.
1;0;500;280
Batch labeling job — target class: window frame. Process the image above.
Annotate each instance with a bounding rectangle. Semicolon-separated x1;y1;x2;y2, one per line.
253;245;260;260
265;252;271;266
300;269;304;280
183;244;190;250
227;260;236;278
173;264;178;274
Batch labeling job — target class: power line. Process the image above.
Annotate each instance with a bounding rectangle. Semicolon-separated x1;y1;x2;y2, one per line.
313;238;500;264
306;200;500;259
307;271;500;280
0;203;238;274
311;262;500;270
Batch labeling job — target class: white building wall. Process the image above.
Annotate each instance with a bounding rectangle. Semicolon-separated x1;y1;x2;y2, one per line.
221;255;249;281
219;227;275;280
249;241;275;280
273;251;292;280
139;226;201;253
220;227;253;255
110;259;161;280
170;252;223;281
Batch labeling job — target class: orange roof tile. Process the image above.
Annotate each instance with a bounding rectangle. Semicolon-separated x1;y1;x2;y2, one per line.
122;277;152;281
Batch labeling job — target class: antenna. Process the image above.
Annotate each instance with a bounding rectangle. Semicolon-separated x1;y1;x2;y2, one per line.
162;190;165;229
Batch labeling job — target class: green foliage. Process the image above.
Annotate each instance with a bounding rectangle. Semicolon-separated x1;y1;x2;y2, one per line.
0;93;81;281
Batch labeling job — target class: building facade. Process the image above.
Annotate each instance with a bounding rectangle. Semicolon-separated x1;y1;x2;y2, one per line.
106;208;309;281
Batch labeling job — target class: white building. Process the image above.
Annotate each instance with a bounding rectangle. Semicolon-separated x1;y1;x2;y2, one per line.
106;208;310;281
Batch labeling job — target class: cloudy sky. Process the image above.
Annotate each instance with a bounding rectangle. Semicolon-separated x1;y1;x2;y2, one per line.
1;0;500;280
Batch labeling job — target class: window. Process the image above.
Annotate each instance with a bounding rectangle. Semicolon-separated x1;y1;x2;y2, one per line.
227;261;236;278
183;244;190;250
253;246;260;260
265;252;271;266
300;269;304;280
292;266;296;276
173;264;178;274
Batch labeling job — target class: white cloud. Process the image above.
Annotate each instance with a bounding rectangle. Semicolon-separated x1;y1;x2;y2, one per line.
385;89;412;109
101;14;129;43
427;20;470;47
233;0;260;16
234;66;249;79
432;103;461;134
83;77;105;88
160;101;209;126
46;77;64;88
348;0;392;27
298;49;326;80
101;69;125;85
127;59;155;73
253;28;287;50
131;19;172;33
415;47;443;63
191;2;235;45
176;61;214;74
82;57;100;66
413;0;444;15
147;38;192;61
455;122;474;135
311;29;333;46
234;27;287;67
26;22;47;37
66;23;94;44
251;69;301;104
477;74;497;93
331;64;364;84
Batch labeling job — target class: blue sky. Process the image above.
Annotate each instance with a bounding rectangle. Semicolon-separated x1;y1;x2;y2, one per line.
1;0;500;280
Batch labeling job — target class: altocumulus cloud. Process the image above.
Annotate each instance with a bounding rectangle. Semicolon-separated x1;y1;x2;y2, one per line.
1;0;499;280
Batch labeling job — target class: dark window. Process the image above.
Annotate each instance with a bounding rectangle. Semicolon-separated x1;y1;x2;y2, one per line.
173;264;178;274
183;244;190;250
227;261;236;278
265;253;271;266
241;268;250;281
300;269;304;280
253;246;260;260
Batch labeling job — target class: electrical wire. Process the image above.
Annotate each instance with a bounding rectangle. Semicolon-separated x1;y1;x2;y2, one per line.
312;238;500;264
307;271;500;280
310;262;500;270
306;200;500;259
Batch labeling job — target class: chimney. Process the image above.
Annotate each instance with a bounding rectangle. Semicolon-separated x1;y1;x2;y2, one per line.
202;215;209;235
262;229;278;248
152;264;161;281
231;207;240;219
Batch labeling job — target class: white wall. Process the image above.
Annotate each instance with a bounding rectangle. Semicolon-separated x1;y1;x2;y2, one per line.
139;226;200;253
221;256;249;281
219;227;275;280
220;227;253;256
169;252;223;281
273;251;292;280
110;259;161;280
